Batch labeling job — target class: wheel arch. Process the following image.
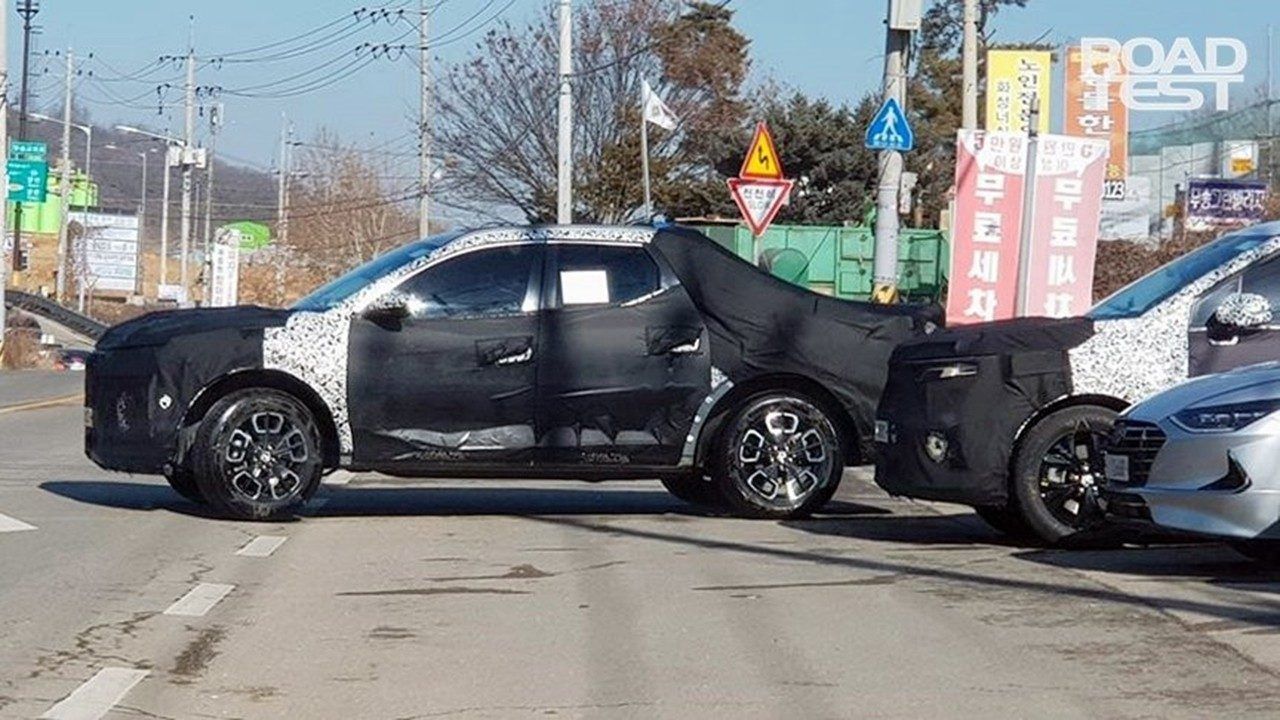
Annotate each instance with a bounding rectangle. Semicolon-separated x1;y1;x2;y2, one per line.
692;373;862;469
1007;393;1129;487
179;368;341;468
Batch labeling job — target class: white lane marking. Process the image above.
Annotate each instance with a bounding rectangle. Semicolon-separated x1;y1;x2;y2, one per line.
41;667;149;720
164;583;235;617
323;471;354;486
235;535;288;558
0;512;36;533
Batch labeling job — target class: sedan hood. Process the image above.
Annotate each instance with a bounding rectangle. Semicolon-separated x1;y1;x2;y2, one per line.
1127;362;1280;423
97;306;296;351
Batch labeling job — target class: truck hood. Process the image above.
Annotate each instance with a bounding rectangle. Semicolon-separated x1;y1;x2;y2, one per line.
96;306;297;351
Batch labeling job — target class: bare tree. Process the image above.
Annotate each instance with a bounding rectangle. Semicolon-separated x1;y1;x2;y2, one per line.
286;131;419;276
435;0;749;223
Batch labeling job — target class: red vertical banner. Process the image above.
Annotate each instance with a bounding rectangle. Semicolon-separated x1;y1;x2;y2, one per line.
947;130;1028;326
1023;135;1110;318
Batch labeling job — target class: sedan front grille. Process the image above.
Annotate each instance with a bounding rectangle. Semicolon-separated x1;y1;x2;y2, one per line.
1107;420;1166;487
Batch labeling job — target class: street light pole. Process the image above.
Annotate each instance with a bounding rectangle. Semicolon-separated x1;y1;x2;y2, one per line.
872;0;909;304
556;0;573;224
115;125;184;294
54;48;73;303
138;151;147;296
962;0;979;130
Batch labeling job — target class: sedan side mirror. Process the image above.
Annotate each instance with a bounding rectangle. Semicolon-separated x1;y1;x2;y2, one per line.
362;292;411;323
1214;292;1273;330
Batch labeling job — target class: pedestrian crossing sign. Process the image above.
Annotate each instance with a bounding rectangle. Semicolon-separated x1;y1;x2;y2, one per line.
865;97;914;152
739;121;784;180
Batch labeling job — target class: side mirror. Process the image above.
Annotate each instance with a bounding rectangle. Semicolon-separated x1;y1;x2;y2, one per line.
362;292;411;322
1214;292;1273;330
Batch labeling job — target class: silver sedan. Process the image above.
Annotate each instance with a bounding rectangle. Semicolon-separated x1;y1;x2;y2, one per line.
1103;362;1280;563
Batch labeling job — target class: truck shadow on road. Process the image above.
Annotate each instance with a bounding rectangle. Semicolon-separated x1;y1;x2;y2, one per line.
39;479;891;519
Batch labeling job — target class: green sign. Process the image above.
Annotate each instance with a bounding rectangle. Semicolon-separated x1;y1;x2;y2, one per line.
7;159;48;203
10;140;47;162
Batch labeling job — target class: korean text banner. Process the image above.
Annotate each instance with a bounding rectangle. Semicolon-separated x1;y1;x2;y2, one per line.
1064;46;1129;181
1185;178;1270;231
1023;134;1110;319
948;130;1028;326
986;50;1052;134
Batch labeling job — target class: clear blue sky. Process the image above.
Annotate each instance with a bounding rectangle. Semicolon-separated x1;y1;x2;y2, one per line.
20;0;1280;201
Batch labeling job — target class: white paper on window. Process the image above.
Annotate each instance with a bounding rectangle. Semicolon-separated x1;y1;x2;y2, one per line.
560;269;610;305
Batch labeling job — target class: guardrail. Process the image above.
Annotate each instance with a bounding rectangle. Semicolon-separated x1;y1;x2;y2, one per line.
3;290;107;341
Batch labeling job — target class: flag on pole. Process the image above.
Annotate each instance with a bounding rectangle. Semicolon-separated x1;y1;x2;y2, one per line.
642;80;679;130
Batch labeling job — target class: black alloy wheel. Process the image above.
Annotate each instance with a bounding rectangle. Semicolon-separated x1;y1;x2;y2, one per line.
194;389;322;520
714;391;844;519
1012;405;1121;546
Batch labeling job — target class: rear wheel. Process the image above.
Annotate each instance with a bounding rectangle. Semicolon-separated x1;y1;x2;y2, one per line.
713;391;844;519
1011;405;1120;546
193;388;322;520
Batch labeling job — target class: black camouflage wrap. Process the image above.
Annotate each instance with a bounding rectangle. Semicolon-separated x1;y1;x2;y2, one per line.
874;317;1095;505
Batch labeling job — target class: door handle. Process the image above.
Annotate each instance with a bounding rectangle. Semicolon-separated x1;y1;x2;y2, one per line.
495;348;533;365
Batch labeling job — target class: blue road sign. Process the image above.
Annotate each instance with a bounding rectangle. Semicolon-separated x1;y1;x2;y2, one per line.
865;97;914;152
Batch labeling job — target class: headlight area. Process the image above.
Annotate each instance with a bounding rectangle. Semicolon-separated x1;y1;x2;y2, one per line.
916;361;979;382
1172;398;1280;433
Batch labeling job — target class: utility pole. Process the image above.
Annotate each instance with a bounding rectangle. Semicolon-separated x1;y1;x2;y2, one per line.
418;0;431;238
277;113;291;249
54;49;73;303
179;34;197;296
872;0;910;303
961;0;979;130
202;103;221;305
137;151;147;296
556;0;573;224
13;0;38;273
1;0;9;341
160;144;172;289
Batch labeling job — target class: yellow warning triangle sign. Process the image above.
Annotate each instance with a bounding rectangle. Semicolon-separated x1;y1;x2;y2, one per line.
739;121;784;180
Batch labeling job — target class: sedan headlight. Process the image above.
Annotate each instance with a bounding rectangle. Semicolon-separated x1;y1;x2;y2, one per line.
1172;398;1280;433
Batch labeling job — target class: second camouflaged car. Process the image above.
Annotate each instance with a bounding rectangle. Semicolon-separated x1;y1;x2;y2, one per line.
875;221;1280;545
86;224;938;520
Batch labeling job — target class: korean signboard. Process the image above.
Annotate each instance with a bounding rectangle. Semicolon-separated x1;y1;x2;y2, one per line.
73;212;139;294
1064;45;1129;183
728;122;794;237
948;130;1028;325
1185;178;1269;231
985;50;1051;134
209;230;242;307
1022;135;1110;319
949;131;1109;325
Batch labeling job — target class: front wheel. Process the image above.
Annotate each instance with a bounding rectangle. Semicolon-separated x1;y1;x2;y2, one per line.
193;388;323;520
164;464;206;504
1011;405;1121;546
712;391;844;519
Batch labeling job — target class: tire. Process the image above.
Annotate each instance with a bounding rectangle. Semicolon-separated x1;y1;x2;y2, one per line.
974;504;1037;540
1011;405;1120;547
164;464;206;504
712;390;844;519
660;476;724;509
1229;540;1280;566
192;388;323;520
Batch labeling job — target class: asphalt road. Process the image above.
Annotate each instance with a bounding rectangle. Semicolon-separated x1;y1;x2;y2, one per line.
0;370;83;409
3;401;1280;718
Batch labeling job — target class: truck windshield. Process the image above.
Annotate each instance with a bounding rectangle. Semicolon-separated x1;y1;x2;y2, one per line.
292;233;461;311
1088;229;1277;320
